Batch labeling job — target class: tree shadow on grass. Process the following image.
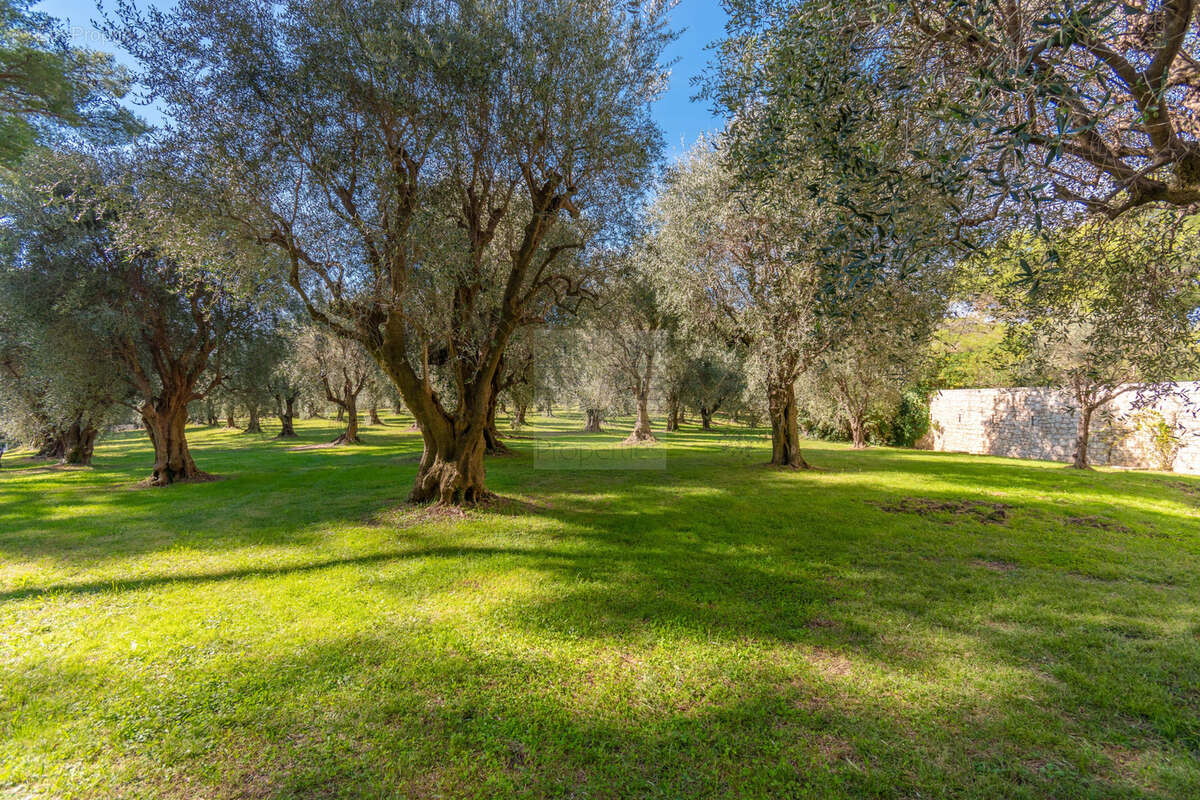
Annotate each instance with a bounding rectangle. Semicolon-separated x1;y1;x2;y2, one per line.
3;433;1199;797
8;622;1189;799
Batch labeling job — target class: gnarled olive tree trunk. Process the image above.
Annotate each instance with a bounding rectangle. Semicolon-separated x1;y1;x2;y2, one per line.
584;408;604;432
768;379;810;469
61;419;98;465
275;393;298;438
142;396;205;486
483;383;511;455
699;405;716;431
330;392;360;445
244;403;263;434
665;392;680;431
624;390;656;444
369;402;383;426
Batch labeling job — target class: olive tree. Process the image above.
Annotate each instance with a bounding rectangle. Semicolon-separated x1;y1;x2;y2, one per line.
113;0;673;504
296;325;376;446
590;258;670;444
801;280;944;449
972;211;1200;468
722;0;1200;219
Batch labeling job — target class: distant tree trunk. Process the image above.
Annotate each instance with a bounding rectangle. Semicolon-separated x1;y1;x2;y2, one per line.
329;387;361;445
483;386;511;455
244;403;263;434
392;397;405;414
585;408;604;432
1073;404;1095;469
304;401;321;419
225;405;237;429
336;406;345;422
699;405;716;430
35;429;67;460
624;388;656;444
512;403;528;430
142;395;206;485
61;419;98;465
275;394;298;438
369;402;383;426
848;414;868;449
205;404;219;427
834;377;869;450
768;378;810;469
665;391;680;431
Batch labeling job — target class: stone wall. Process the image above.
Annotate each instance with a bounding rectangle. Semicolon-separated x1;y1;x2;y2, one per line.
924;384;1200;474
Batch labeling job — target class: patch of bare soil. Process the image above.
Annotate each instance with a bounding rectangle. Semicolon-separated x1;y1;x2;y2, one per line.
873;497;1012;524
1065;515;1133;535
1164;480;1200;502
288;442;343;451
972;559;1018;572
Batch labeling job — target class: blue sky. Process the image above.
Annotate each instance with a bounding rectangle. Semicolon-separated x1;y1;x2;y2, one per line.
39;0;727;161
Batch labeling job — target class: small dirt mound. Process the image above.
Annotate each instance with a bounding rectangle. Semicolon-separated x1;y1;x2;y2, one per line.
874;497;1011;524
1065;515;1133;535
972;558;1018;572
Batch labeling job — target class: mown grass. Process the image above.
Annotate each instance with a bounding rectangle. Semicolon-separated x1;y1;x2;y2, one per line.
1;413;1198;799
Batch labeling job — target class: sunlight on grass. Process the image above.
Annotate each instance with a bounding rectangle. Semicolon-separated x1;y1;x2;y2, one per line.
1;415;1198;798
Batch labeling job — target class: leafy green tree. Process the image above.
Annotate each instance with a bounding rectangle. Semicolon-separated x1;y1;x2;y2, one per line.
296;325;375;446
727;0;1200;219
0;0;139;164
971;211;1200;468
801;279;944;449
680;346;745;431
112;0;673;504
2;149;269;484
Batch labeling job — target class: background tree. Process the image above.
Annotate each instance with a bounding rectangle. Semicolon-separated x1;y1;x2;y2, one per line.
969;211;1200;468
267;345;305;439
568;329;621;433
801;280;945;449
0;163;129;465
114;0;674;504
10;149;270;485
681;345;745;431
0;0;140;165
592;259;669;444
297;326;374;446
224;319;288;435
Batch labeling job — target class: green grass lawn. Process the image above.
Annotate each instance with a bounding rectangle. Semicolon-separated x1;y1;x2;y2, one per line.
1;414;1198;799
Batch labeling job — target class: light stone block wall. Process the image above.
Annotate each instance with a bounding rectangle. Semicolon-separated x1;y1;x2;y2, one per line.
923;383;1200;475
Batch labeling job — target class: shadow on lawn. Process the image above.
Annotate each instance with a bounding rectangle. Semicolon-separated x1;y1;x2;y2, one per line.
4;430;1199;797
26;612;1184;799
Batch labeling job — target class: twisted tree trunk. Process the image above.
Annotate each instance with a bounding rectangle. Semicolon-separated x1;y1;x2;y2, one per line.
330;390;361;445
61;420;98;465
369;402;383;426
408;411;489;504
665;392;680;431
584;408;604;432
483;386;511;455
244;403;263;434
624;392;656;444
768;379;810;469
275;394;298;438
142;395;206;486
